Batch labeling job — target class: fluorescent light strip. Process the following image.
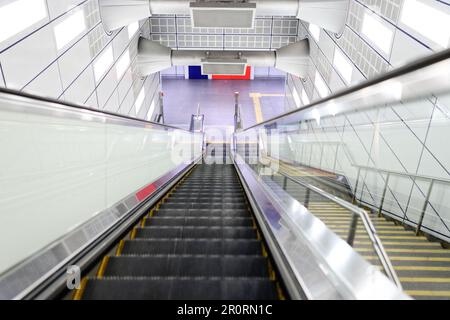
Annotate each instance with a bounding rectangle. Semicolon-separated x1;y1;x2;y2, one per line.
135;88;146;114
314;71;330;98
128;22;139;40
94;46;114;82
292;87;301;108
361;12;393;54
333;48;353;84
116;50;130;80
400;0;450;48
309;24;320;42
0;0;47;43
54;10;86;50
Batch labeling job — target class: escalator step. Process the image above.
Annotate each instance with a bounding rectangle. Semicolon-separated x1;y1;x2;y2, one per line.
103;255;270;278
81;278;278;300
156;208;250;217
167;197;245;203
146;217;253;227
135;226;257;239
121;239;263;255
161;203;247;209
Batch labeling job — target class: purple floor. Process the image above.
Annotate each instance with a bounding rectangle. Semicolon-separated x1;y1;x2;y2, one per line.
161;78;286;128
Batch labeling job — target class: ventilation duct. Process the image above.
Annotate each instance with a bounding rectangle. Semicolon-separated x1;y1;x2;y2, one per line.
99;0;349;33
137;37;310;77
190;1;256;28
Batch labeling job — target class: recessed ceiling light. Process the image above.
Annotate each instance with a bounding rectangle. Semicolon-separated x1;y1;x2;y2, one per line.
333;48;353;84
116;50;130;80
54;10;86;50
135;87;146;114
400;0;450;48
309;24;320;42
361;12;393;54
314;71;330;98
94;45;114;82
128;22;139;40
0;0;47;43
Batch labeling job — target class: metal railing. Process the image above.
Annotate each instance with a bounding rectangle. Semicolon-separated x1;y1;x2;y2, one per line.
352;164;450;236
274;136;450;241
275;170;402;289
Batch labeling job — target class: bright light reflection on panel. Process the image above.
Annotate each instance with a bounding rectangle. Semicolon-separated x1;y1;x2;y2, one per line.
135;87;146;114
54;10;86;50
116;50;130;80
147;100;155;120
292;87;301;108
0;0;47;43
333;48;353;84
327;102;337;116
314;71;330;98
361;12;393;54
128;22;139;40
308;23;320;42
301;89;310;105
400;0;450;48
94;46;114;82
312;109;321;125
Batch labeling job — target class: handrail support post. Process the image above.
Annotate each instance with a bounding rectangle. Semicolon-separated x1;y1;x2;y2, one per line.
416;179;435;235
378;173;390;217
347;213;359;246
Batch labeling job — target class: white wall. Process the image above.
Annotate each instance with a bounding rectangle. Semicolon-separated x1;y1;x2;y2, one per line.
0;0;161;121
286;0;449;111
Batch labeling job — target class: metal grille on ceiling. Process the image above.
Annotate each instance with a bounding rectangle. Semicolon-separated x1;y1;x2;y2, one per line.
148;15;299;50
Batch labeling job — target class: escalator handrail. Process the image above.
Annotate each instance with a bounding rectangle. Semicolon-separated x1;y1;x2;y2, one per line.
353;164;450;184
241;48;450;132
0;86;192;133
277;171;403;289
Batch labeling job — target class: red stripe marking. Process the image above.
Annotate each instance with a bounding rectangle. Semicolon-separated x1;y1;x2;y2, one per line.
212;66;251;80
136;183;157;201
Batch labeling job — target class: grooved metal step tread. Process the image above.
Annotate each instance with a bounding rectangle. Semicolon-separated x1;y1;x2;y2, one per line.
160;203;247;209
80;278;278;300
121;239;262;255
146;217;253;227
102;255;270;278
135;226;257;239
155;208;250;217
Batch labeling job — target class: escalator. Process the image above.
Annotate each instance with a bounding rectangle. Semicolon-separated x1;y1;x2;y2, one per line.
74;163;283;300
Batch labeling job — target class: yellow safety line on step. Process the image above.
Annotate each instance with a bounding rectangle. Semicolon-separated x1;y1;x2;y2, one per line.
73;277;88;300
96;256;110;278
141;216;148;228
405;290;450;297
130;227;137;240
333;229;411;235
395;266;450;271
249;93;264;124
116;240;125;256
356;247;450;254
354;241;441;247
400;277;450;283
276;282;286;300
363;255;450;262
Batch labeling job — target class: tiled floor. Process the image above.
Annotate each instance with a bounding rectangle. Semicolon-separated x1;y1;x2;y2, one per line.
161;78;286;128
